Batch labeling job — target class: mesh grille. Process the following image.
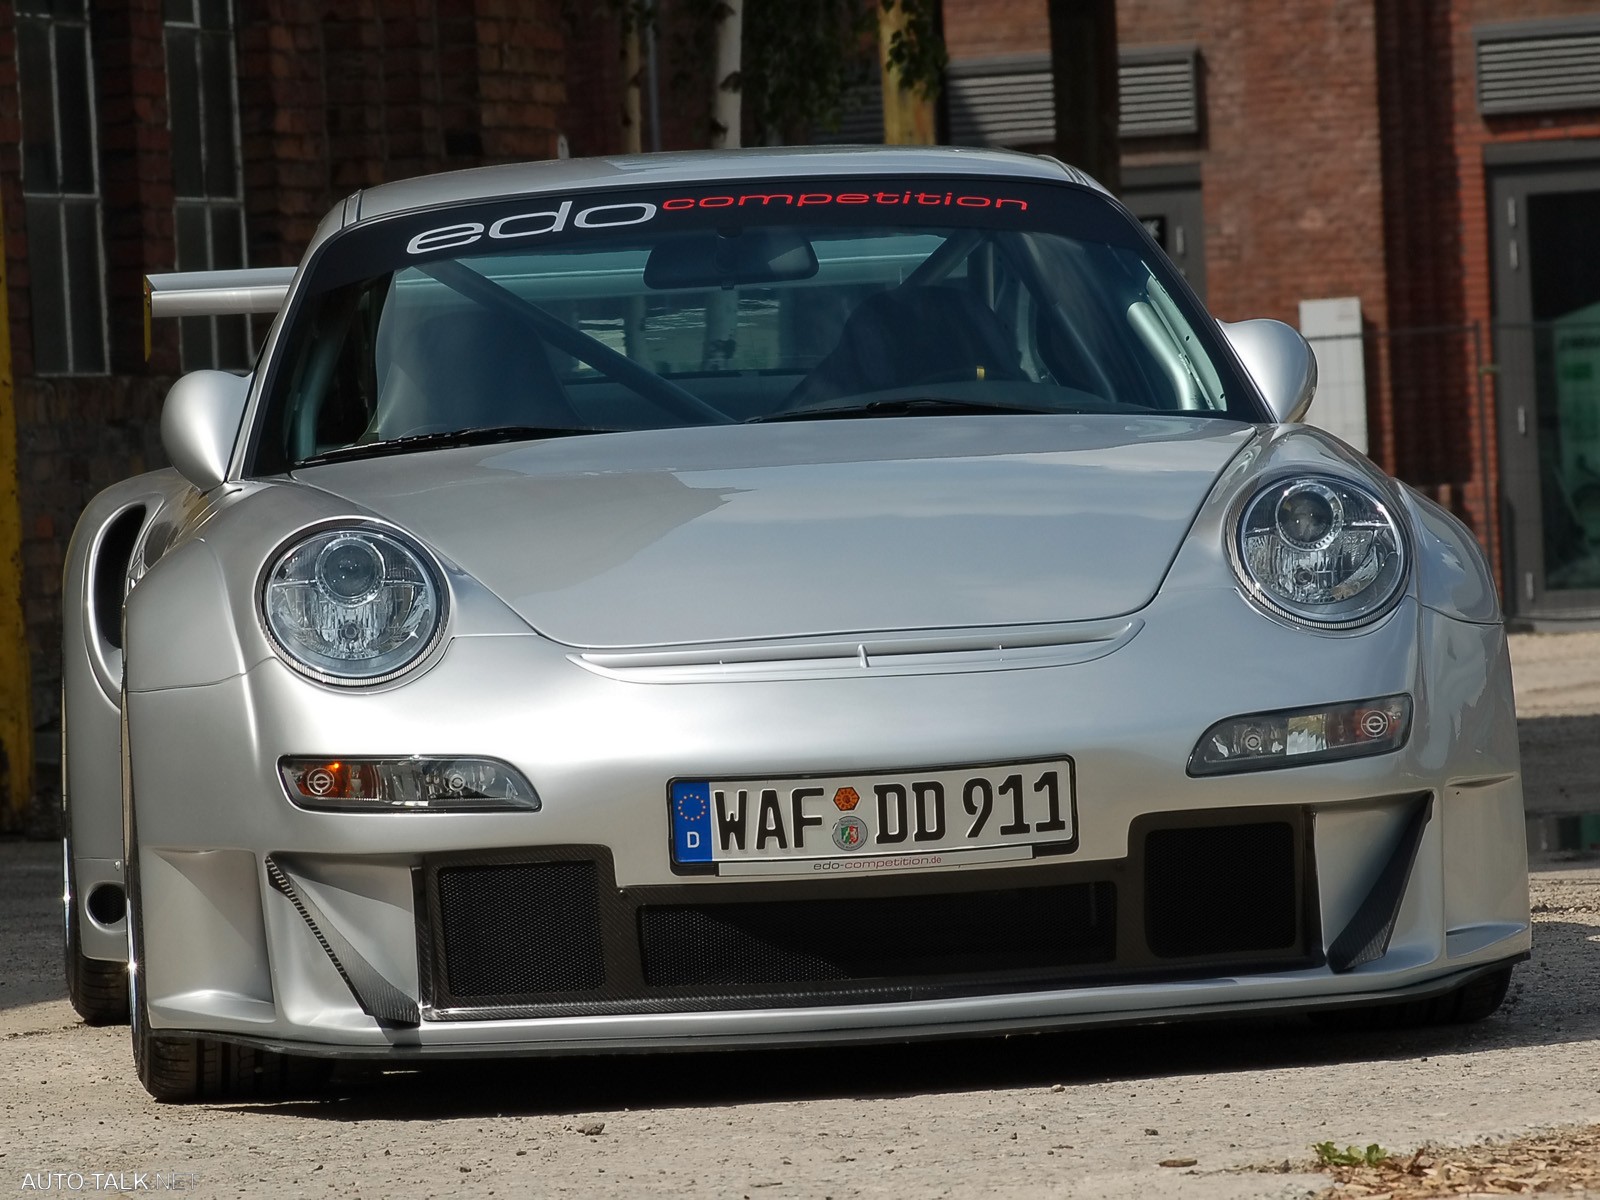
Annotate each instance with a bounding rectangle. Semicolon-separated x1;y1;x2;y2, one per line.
639;882;1115;989
1145;822;1297;958
436;862;605;998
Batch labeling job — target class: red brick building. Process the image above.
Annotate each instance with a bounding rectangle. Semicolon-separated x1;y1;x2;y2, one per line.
3;0;1600;824
0;0;568;828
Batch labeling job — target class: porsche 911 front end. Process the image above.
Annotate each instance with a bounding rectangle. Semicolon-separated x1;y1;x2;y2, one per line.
64;147;1528;1101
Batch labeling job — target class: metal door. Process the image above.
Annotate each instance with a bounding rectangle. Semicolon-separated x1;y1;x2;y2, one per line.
1492;160;1600;617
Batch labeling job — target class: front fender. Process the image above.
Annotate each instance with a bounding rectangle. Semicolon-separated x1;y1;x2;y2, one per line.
63;470;197;962
124;538;261;694
1402;487;1502;625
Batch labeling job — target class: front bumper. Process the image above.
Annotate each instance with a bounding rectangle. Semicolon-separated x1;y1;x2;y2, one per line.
123;591;1531;1052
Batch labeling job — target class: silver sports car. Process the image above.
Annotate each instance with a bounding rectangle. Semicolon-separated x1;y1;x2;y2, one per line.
63;146;1529;1102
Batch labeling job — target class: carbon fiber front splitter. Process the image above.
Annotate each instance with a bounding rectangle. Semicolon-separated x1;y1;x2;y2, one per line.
152;954;1525;1061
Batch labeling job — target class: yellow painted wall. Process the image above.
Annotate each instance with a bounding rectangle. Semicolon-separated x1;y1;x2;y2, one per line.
0;187;34;825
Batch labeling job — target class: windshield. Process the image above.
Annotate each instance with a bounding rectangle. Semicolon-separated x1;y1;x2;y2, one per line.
253;177;1260;472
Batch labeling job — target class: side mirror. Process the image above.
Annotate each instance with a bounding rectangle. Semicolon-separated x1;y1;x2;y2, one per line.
160;370;250;491
1219;319;1317;423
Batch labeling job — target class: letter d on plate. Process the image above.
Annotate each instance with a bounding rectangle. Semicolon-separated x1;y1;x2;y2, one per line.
672;781;713;863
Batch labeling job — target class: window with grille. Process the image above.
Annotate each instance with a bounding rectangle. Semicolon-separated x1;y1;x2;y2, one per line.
17;0;109;375
164;0;250;371
1476;19;1600;117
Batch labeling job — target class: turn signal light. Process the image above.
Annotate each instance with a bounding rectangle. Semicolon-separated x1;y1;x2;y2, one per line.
1187;695;1411;776
279;756;540;812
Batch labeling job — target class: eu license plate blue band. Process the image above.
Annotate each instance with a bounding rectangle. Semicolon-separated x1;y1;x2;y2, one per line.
671;781;715;864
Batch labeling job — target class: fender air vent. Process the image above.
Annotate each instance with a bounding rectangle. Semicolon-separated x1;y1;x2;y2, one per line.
92;507;145;652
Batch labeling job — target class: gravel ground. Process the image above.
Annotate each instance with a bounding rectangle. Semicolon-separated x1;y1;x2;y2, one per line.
2;631;1599;1199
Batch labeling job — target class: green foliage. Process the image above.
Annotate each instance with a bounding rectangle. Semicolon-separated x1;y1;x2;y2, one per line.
745;0;946;141
1312;1142;1391;1168
568;0;948;146
743;0;874;142
879;0;947;101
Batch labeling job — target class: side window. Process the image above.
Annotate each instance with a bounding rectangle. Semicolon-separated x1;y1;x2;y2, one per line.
164;0;251;370
17;0;108;375
279;280;387;461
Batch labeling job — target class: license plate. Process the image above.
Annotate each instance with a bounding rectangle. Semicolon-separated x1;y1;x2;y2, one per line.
669;759;1077;876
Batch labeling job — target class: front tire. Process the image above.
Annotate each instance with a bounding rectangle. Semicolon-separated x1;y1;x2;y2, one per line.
134;1020;332;1104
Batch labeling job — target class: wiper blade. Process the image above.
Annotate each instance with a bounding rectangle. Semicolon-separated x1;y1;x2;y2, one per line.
749;397;1060;423
296;425;617;466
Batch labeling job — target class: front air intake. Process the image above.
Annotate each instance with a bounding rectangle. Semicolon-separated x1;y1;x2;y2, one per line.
1144;820;1299;958
638;882;1116;989
434;861;607;1000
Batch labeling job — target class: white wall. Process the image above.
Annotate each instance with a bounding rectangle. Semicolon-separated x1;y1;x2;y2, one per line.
1298;297;1367;453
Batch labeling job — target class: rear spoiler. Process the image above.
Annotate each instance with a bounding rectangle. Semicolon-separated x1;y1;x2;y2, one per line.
143;267;295;359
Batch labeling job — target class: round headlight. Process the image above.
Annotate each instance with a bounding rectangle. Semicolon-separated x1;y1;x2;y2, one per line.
1234;475;1406;627
262;527;445;683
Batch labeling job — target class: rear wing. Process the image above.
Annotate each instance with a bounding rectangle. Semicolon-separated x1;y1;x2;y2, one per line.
143;267;295;359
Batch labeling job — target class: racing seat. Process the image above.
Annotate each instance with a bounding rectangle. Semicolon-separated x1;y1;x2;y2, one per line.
786;284;1027;408
369;307;577;439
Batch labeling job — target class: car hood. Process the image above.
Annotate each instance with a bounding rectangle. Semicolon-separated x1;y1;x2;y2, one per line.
292;416;1256;648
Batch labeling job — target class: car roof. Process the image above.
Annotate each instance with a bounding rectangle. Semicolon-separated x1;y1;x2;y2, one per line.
349;145;1102;223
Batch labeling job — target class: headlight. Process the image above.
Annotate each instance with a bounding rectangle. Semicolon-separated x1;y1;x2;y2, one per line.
262;527;445;684
1233;475;1406;627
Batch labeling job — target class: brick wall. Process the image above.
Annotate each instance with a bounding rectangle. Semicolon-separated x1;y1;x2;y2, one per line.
93;1;177;376
476;0;565;162
234;0;330;267
2;0;568;831
1;1;26;383
233;0;565;268
943;0;1049;62
1121;0;1390;332
1373;0;1463;513
562;6;626;158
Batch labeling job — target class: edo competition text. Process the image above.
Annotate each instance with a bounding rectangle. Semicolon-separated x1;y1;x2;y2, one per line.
406;189;1030;256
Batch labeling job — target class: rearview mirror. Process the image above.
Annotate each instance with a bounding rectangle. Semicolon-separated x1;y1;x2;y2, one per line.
161;370;250;491
644;227;818;290
1219;319;1317;423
